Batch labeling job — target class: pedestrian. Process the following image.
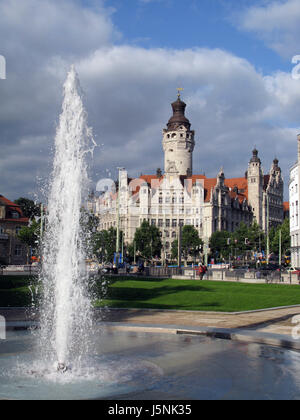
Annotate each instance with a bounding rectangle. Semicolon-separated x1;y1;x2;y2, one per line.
197;264;205;280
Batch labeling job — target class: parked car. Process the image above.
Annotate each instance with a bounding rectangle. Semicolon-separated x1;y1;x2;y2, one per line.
286;267;300;274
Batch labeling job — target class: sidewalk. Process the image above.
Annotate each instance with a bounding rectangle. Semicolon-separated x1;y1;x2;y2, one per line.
1;305;300;337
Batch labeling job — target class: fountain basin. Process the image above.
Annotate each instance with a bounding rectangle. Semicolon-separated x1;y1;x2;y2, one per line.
1;327;300;400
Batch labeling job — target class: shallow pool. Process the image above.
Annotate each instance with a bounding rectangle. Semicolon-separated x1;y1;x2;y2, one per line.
1;328;300;400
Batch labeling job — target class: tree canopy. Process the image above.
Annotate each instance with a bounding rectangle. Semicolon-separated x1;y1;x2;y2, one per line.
14;198;41;219
172;225;203;262
133;221;162;261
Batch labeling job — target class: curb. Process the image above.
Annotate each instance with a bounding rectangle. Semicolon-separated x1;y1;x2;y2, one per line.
5;320;300;352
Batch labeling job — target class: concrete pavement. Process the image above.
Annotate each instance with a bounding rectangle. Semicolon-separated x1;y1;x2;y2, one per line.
2;305;300;337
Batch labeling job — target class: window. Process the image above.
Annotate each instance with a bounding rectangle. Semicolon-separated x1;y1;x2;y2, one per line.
159;197;163;204
172;219;177;228
11;211;19;219
158;219;163;227
166;219;170;228
14;245;22;256
151;219;156;226
172;231;177;238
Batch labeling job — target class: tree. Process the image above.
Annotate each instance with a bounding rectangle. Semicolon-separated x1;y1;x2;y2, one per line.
14;198;41;219
209;231;232;260
18;220;40;248
17;220;41;263
133;221;162;261
209;222;266;263
270;218;291;257
92;227;118;263
172;225;203;264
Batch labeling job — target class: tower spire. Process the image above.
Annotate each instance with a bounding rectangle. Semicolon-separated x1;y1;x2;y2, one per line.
177;87;184;99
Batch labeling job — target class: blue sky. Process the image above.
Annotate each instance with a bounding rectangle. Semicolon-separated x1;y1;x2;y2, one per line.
1;0;300;200
105;0;290;73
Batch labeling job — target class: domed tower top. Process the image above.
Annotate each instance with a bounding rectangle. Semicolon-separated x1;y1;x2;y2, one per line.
166;94;191;131
250;148;261;164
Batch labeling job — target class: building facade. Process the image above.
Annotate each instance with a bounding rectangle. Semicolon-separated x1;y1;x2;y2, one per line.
0;195;29;265
91;96;285;260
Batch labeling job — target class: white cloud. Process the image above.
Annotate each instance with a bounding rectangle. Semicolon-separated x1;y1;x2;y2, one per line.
0;0;299;202
238;0;300;58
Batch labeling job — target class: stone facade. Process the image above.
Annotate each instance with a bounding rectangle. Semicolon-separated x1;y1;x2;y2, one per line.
289;135;300;268
91;96;285;259
0;195;29;265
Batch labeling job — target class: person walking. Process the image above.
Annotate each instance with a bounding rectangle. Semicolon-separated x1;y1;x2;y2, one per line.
197;264;205;280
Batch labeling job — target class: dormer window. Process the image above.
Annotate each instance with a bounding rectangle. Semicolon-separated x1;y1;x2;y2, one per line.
11;211;19;219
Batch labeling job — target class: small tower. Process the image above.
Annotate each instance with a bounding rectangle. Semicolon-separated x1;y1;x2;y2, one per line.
247;148;264;227
163;93;195;177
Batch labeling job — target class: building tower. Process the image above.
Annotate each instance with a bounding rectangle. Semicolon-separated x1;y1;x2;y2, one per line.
247;148;264;227
163;94;195;177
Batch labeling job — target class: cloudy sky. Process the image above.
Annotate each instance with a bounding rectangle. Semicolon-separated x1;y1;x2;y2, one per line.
1;0;300;201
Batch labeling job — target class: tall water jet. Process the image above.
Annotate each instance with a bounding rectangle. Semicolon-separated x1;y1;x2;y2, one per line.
39;66;95;370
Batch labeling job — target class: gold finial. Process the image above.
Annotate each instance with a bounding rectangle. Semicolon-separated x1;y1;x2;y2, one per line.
177;87;184;98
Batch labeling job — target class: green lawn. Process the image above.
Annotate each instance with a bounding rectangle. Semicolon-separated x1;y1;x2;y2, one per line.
1;275;300;312
95;276;300;312
0;276;37;307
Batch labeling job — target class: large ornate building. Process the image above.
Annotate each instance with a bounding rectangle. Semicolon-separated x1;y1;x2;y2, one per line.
91;95;284;260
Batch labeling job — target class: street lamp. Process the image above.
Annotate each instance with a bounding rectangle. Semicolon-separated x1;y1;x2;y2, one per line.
116;167;125;265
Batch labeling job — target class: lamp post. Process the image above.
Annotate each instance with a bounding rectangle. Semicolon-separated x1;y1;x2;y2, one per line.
279;229;282;266
266;194;270;265
178;224;182;268
116;167;125;265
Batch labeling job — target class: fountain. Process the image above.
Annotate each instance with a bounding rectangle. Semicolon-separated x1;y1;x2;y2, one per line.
38;66;94;373
2;68;300;400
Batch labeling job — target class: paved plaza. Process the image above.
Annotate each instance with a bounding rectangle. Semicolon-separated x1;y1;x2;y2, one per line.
2;306;300;337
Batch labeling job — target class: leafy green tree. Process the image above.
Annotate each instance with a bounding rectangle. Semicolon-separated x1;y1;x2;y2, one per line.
208;222;265;262
270;218;291;256
92;227;118;263
133;221;162;261
231;222;265;257
18;220;40;248
172;225;203;264
17;220;41;263
209;231;232;260
14;198;41;219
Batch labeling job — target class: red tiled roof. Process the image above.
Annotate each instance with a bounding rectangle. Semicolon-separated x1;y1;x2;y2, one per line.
0;195;19;207
135;175;249;205
0;194;29;223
